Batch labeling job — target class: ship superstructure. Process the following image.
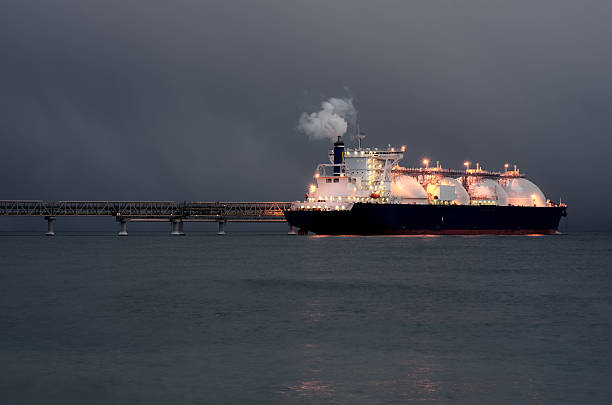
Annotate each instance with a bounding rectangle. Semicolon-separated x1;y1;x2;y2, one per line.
286;136;567;235
300;137;404;210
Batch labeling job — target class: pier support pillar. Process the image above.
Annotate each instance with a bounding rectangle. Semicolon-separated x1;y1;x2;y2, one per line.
45;216;56;236
118;219;128;236
170;219;185;236
216;220;226;235
288;224;297;235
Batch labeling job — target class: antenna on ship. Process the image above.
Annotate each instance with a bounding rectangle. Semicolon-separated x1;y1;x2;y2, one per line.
356;123;366;149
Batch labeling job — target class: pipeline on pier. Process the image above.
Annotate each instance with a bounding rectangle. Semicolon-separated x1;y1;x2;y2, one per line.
0;201;296;236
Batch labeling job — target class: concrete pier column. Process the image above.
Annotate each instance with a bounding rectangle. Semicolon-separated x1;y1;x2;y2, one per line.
288;223;297;235
216;220;226;235
170;219;184;236
118;219;128;236
45;216;56;236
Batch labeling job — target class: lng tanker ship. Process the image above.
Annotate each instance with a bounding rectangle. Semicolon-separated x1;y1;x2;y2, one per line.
284;136;567;235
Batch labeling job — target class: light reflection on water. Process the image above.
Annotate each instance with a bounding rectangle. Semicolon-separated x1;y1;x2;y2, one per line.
280;298;449;403
279;342;338;401
280;343;449;403
368;364;442;402
280;300;338;401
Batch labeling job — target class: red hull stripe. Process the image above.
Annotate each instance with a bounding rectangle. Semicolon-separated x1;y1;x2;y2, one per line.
316;229;560;236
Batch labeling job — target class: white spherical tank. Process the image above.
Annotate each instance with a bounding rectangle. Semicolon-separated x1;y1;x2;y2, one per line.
503;178;546;207
391;175;428;204
426;177;470;205
468;179;509;206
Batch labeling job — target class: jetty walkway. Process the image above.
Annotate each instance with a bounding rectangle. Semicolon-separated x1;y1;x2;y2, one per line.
0;200;294;235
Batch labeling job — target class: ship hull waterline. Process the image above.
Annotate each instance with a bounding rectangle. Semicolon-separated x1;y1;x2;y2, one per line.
284;203;567;236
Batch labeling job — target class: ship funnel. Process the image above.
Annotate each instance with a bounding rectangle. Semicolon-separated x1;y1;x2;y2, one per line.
333;136;344;176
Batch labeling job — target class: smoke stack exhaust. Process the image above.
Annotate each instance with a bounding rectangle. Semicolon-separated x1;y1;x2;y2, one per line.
297;97;357;141
333;136;344;176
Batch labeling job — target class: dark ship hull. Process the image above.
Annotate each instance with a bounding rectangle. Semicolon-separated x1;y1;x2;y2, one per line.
284;203;567;235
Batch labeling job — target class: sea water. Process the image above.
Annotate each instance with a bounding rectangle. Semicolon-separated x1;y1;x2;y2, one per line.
1;231;611;404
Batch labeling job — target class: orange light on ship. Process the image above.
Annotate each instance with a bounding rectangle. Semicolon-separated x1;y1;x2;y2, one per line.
314;173;320;178
309;184;316;193
504;163;509;172
422;158;429;169
401;145;406;152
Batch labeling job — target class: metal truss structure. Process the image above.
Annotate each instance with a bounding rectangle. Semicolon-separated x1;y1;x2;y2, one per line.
392;168;525;180
0;200;293;222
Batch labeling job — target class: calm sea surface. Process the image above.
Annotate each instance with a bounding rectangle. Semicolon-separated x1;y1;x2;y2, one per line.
1;231;611;404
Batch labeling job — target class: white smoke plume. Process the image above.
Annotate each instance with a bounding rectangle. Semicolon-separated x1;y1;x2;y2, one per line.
297;97;357;140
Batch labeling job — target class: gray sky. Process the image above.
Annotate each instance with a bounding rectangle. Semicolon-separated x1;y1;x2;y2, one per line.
1;0;611;230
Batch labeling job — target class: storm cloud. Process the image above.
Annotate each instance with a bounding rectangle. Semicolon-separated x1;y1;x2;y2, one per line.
1;0;612;229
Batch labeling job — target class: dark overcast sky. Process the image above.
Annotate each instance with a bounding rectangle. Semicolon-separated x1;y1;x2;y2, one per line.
1;0;611;230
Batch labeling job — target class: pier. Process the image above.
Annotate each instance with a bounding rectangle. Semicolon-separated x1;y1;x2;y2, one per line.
0;201;295;236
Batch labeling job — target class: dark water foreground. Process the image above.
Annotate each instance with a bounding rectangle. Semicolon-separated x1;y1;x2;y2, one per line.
1;232;611;404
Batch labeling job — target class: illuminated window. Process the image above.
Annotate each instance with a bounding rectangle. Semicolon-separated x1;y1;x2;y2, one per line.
333;178;339;183
326;179;332;183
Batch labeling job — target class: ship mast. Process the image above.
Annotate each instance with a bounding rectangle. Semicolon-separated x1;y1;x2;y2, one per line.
356;123;366;149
